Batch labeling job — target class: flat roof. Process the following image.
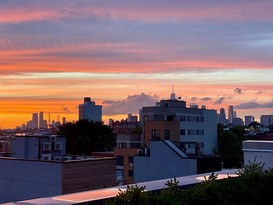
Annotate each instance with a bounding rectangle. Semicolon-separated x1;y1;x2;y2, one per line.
2;169;238;205
243;140;273;151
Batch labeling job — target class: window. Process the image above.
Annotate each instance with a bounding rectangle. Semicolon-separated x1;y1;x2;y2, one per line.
151;129;161;139
116;156;124;166
164;129;170;139
128;170;134;177
180;129;185;135
188;143;195;148
167;115;175;121
128;156;134;164
130;143;141;148
118;143;127;148
180;115;186;121
188;129;198;135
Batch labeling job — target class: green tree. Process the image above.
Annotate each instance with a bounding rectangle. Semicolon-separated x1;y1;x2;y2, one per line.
217;124;244;168
57;120;116;155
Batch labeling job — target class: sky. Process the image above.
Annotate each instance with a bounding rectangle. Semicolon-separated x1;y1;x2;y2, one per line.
1;0;273;128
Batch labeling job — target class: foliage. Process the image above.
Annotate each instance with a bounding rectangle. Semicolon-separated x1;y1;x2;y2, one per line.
217;124;245;168
105;185;151;205
106;162;273;205
57;120;116;155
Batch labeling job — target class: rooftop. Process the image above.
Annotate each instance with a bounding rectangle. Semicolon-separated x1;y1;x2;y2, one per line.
2;169;238;205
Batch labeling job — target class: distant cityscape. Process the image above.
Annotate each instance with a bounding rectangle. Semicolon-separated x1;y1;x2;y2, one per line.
0;93;273;203
1;96;272;133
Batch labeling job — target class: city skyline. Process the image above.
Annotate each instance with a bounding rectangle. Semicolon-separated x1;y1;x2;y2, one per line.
1;0;273;128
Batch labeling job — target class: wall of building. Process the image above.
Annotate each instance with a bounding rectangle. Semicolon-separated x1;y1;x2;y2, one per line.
11;135;66;160
133;140;197;183
62;158;116;194
141;103;218;156
114;147;139;184
12;137;39;159
144;121;180;147
0;158;62;203
79;98;102;122
243;140;273;170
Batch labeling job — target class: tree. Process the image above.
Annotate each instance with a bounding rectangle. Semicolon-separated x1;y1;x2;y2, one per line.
217;124;244;168
57;120;116;155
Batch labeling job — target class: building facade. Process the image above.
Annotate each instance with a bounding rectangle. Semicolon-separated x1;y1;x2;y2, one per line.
79;97;102;122
228;105;234;124
260;115;273;127
0;157;116;203
11;135;66;160
245;115;255;126
243;140;273;170
140;95;218;155
134;140;221;183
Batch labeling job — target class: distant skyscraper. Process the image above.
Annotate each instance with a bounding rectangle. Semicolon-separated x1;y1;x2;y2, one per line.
127;113;132;122
39;112;43;128
245;115;255;126
260;115;273;127
79;97;102;122
39;112;47;129
32;113;38;129
233;117;244;126
218;108;227;125
228;105;234;123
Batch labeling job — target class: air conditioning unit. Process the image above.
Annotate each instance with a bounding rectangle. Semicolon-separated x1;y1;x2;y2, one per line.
54;156;62;161
49;136;57;142
42;142;51;151
54;142;62;150
41;154;51;160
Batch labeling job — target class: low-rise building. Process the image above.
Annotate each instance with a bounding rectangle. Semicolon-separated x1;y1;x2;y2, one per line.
0;134;116;203
243;140;273;169
0;157;116;203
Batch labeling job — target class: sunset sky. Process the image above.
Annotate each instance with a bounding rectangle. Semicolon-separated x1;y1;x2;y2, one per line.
1;0;273;128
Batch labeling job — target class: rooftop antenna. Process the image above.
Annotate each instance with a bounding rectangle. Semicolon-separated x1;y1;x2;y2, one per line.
170;83;176;100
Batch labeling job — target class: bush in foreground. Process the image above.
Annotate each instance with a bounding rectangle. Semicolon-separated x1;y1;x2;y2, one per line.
106;161;273;205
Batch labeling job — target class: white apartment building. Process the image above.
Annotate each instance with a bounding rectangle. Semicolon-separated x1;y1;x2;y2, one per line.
140;92;218;155
79;97;102;122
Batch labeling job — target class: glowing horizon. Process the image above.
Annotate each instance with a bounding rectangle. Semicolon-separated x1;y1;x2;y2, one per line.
0;0;273;129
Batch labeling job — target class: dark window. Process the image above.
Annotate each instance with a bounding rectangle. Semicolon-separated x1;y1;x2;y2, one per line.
130;143;141;148
180;129;185;135
118;143;127;148
128;156;134;164
180;115;186;121
167;115;175;121
128;170;134;177
164;129;170;139
116;156;124;166
151;129;161;139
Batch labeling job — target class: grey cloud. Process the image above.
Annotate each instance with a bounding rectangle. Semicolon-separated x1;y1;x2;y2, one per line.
256;90;264;95
214;97;225;105
235;100;273;109
102;100;121;105
234;87;243;95
200;97;212;102
103;93;158;115
191;97;198;102
63;107;70;113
